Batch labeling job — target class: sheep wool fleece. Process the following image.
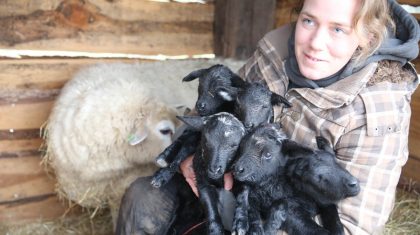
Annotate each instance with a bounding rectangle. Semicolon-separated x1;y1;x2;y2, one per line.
238;25;419;234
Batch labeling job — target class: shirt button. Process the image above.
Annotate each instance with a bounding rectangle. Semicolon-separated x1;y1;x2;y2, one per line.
291;111;300;121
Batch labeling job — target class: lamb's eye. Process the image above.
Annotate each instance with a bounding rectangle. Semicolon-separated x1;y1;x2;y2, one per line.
160;129;173;135
263;152;272;160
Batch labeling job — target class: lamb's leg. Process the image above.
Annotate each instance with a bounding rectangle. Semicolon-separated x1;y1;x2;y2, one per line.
319;204;344;235
284;207;330;235
198;182;224;235
264;200;287;235
151;134;199;188
248;207;264;235
155;129;199;167
232;185;250;235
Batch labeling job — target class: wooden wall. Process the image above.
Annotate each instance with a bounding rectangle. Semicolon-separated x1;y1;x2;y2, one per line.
0;0;419;226
0;0;214;225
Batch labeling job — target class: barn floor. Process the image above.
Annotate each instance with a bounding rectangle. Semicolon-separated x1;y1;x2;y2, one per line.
1;188;419;235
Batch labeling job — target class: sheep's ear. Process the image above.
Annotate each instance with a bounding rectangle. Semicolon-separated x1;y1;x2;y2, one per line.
215;86;239;101
316;136;334;154
182;69;207;82
127;126;148;146
176;115;205;130
271;93;292;108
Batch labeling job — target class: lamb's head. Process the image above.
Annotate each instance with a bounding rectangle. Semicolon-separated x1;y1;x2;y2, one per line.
182;64;245;116
284;137;361;205
233;123;288;185
234;82;291;131
177;112;245;180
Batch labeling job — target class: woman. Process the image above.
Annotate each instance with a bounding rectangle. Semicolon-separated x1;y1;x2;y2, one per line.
181;0;420;234
117;0;419;234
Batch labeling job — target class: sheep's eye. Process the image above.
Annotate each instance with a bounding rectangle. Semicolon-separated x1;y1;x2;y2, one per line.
160;129;173;135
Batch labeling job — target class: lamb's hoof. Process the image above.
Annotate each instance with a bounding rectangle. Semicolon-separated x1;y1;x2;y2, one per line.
232;219;248;235
155;157;169;168
248;225;264;235
150;171;172;188
232;228;247;235
150;177;164;188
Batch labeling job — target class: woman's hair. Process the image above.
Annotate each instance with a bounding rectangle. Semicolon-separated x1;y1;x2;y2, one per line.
293;0;395;63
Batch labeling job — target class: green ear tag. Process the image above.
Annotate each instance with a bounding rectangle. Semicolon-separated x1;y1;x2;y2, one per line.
127;128;148;146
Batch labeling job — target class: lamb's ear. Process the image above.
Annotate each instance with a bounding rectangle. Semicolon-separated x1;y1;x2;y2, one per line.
316;136;334;154
215;86;239;101
271;93;292;108
176;115;205;130
282;139;317;158
231;74;248;88
182;68;207;82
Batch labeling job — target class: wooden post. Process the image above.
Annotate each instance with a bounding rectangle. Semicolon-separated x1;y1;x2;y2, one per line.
214;0;277;60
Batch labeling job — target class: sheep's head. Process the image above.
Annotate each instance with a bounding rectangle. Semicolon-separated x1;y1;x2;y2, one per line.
177;112;245;180
234;82;291;131
127;104;184;164
182;64;245;116
284;137;360;205
233;123;288;184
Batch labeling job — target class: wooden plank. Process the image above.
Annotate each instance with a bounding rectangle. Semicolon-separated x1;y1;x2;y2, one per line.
0;58;139;90
0;100;54;131
401;154;420;183
275;0;299;27
408;87;420;160
398;0;420;6
0;195;70;224
0;154;56;202
0;0;213;55
0;138;43;153
214;0;276;59
0;0;214;22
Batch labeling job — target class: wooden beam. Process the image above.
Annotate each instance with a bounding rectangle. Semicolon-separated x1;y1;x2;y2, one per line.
214;0;276;59
0;0;214;56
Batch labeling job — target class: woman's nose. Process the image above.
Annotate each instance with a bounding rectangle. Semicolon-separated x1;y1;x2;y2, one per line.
309;28;328;51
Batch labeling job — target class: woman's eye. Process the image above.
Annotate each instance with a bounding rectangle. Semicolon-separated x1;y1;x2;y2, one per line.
334;27;345;34
302;18;314;26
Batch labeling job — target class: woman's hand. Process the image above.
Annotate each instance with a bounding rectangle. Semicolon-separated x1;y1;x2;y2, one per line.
180;155;234;197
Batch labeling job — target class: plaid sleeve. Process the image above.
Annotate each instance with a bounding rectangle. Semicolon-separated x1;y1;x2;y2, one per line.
336;82;414;235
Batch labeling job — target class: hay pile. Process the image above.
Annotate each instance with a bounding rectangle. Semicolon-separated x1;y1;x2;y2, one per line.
2;187;419;235
0;208;113;235
384;184;420;235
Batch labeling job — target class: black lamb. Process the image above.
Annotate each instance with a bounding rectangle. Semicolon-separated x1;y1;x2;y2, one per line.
151;65;291;188
232;123;360;235
178;112;246;234
154;64;244;169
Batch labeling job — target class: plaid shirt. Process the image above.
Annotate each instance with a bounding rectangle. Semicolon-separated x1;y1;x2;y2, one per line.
238;25;419;235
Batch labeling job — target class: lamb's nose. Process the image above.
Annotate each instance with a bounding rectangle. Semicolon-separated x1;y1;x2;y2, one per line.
244;122;254;130
196;102;206;111
209;165;222;175
348;179;358;188
346;178;360;195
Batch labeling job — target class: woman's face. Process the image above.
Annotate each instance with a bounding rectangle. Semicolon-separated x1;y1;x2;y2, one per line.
295;0;361;80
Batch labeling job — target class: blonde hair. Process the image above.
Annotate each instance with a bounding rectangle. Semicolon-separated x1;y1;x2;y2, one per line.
293;0;395;63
